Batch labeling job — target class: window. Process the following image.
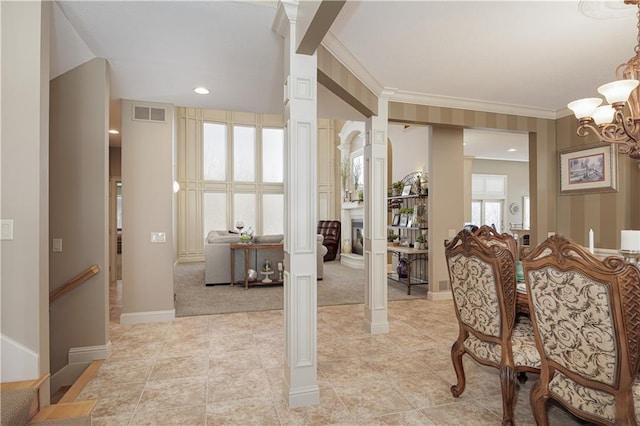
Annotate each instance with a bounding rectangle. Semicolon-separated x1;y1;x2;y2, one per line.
471;200;504;233
471;174;507;233
262;128;284;183
202;123;284;237
203;123;226;181
233;126;256;182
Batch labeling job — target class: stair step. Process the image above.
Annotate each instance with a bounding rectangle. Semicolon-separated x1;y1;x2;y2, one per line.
57;360;103;404
1;374;49;423
29;400;96;424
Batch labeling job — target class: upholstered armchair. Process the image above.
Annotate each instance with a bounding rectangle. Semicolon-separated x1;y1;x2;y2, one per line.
445;228;540;425
522;234;640;426
317;220;341;261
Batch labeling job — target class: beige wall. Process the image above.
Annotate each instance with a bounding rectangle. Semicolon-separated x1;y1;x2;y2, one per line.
429;126;464;297
0;0;51;383
49;58;110;373
389;102;557;247
121;100;175;320
555;115;639;248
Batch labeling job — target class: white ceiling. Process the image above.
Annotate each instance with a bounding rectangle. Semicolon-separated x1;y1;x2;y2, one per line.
51;0;639;159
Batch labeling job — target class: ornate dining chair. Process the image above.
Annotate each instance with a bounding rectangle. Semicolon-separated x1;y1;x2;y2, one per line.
445;229;540;426
521;234;640;425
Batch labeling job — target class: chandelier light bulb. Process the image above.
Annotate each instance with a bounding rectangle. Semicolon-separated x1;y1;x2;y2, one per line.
592;105;616;125
567;98;602;119
597;79;639;104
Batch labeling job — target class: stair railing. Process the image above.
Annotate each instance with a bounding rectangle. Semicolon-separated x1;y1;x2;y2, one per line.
49;265;100;303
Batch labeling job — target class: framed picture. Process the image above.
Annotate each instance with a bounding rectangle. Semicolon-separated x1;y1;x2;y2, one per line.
406;217;413;228
559;144;618;195
391;214;400;226
401;184;412;196
399;215;408;227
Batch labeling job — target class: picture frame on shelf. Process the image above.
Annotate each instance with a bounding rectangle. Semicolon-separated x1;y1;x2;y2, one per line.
559;144;618;195
391;214;400;226
407;217;413;228
399;215;408;227
401;184;412;196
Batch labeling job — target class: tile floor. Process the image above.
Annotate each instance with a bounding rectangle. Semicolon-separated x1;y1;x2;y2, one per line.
85;282;587;425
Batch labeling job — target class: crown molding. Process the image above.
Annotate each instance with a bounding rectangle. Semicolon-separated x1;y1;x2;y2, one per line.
389;90;560;120
322;31;571;121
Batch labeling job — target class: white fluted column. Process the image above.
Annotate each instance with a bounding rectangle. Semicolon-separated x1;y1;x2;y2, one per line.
364;94;390;334
273;1;319;408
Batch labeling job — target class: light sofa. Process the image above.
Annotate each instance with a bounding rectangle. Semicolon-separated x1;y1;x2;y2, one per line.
204;231;327;285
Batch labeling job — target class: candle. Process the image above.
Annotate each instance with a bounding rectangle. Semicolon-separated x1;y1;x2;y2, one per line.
589;229;594;254
621;230;640;252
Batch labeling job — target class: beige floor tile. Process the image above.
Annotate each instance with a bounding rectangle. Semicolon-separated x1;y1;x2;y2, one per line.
332;380;414;419
130;405;207;425
420;400;502;425
78;381;145;418
96;358;154;383
100;293;591;425
207;369;272;403
136;376;207;413
206;396;280;425
149;354;209;380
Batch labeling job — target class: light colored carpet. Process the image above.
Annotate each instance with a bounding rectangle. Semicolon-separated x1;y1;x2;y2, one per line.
174;260;427;317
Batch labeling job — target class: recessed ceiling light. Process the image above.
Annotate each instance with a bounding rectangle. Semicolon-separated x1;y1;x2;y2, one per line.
108;129;119;135
507;148;517;152
194;87;210;95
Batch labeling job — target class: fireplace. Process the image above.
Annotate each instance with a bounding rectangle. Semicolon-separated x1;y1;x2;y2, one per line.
351;219;364;256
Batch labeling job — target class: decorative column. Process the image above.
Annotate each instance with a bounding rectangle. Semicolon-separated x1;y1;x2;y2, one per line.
363;93;390;334
273;1;319;408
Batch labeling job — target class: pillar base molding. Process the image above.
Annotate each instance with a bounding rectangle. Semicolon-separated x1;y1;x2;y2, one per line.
284;383;320;409
363;318;389;334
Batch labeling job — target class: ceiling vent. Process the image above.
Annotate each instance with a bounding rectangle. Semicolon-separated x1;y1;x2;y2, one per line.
132;105;166;123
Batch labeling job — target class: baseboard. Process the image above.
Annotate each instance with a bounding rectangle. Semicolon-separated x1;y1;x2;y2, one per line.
50;361;91;393
0;333;40;382
68;341;112;364
120;309;175;324
427;291;453;301
284;383;320;409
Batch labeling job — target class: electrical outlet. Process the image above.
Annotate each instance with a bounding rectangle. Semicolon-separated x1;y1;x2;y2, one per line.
151;232;166;243
1;220;13;240
448;229;456;238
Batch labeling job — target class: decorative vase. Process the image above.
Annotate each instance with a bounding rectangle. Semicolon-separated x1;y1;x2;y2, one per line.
343;239;352;254
397;257;408;278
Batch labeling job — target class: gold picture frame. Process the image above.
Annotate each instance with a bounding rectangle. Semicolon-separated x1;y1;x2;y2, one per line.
559;144;618;195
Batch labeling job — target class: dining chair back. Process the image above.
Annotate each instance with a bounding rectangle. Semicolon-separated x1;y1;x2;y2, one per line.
445;228;540;425
521;234;640;425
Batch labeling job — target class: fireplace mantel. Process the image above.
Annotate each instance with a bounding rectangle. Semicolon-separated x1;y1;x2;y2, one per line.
340;202;364;269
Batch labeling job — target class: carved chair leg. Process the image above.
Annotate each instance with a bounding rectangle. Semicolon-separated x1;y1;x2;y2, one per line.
450;340;466;397
530;380;549;426
500;365;516;426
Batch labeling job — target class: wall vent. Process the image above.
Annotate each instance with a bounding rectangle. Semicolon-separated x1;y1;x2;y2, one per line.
132;105;167;123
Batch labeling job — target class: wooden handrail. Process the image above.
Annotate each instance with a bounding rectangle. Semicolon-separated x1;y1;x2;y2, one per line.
50;265;100;304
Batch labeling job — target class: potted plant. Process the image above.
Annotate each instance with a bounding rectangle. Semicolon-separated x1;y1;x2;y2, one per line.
392;181;403;196
357;190;364;201
415;234;425;250
387;230;399;244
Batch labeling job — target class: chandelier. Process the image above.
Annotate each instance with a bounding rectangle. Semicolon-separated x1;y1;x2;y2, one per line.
567;0;640;160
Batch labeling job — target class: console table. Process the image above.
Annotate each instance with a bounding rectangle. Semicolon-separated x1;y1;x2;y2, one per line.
230;243;284;289
386;245;429;295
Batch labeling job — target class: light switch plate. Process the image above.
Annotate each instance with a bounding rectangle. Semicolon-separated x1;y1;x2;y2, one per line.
1;220;14;240
151;232;166;243
52;238;63;252
448;229;456;238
